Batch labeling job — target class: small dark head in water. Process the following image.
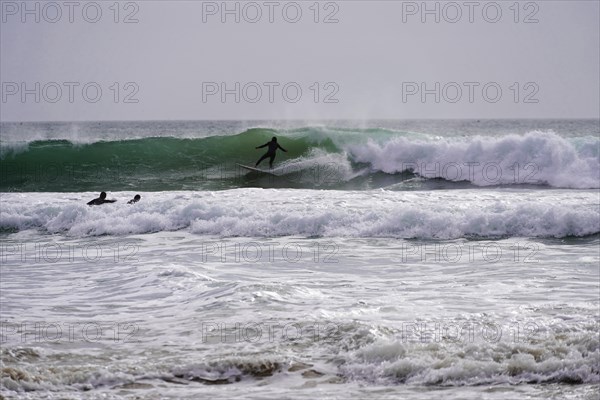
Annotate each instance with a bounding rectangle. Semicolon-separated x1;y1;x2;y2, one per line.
128;194;141;204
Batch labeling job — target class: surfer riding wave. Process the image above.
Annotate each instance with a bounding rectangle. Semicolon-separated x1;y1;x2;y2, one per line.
255;137;287;168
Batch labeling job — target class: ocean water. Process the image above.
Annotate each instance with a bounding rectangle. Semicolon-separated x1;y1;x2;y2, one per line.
0;120;599;399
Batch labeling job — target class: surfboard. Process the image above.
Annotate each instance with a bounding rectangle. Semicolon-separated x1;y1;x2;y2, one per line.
236;163;277;176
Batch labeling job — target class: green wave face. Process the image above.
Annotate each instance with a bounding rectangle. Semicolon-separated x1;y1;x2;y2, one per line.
0;127;356;192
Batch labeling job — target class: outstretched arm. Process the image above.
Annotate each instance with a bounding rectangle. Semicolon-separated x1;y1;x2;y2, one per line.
256;142;268;149
278;144;287;152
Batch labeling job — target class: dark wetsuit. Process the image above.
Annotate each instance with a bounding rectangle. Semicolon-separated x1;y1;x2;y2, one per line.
87;198;116;206
256;140;287;168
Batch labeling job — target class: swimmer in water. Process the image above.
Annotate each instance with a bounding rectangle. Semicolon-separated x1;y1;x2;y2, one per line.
127;194;141;204
87;191;117;206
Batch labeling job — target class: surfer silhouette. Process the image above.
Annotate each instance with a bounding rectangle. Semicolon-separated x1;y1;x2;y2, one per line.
255;137;287;168
128;194;141;204
87;192;116;206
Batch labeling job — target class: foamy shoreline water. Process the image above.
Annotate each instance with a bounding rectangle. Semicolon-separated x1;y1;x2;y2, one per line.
1;231;598;399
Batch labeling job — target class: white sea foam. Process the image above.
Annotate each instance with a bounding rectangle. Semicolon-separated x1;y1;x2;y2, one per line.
1;189;598;238
346;131;600;189
341;334;600;385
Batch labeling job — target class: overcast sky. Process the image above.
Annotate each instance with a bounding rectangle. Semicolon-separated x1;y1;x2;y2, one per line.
1;0;598;121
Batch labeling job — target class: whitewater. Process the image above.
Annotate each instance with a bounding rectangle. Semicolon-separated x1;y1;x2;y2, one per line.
1;189;599;238
1;119;599;400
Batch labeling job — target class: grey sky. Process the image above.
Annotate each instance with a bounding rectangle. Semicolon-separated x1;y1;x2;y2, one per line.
1;0;598;121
